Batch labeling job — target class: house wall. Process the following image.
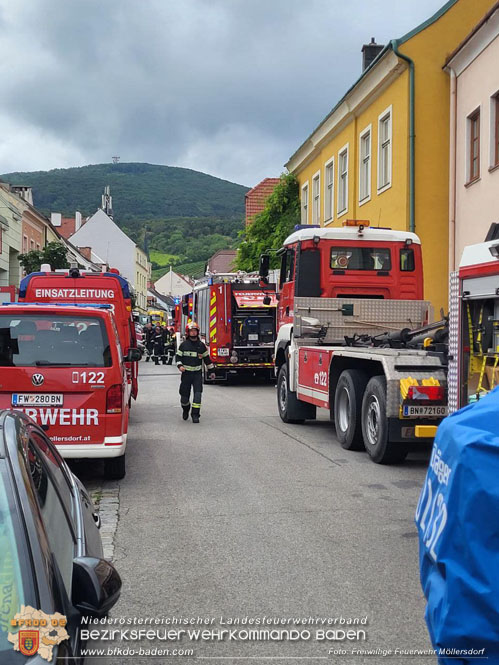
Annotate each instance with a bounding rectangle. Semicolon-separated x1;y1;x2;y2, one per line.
70;209;136;284
0;187;22;287
453;31;499;263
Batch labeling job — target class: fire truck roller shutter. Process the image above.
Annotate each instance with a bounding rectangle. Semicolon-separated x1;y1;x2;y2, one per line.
296;247;321;297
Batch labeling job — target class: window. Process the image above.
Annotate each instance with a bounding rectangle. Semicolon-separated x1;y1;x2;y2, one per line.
312;172;320;224
378;107;392;191
0;227;2;254
359;126;371;203
324;158;334;223
400;248;415;272
491;94;499;168
30;239;35;250
468;109;480;183
330;247;391;271
28;441;75;596
0;314;112;367
337;145;349;215
23;235;28;253
301;183;309;224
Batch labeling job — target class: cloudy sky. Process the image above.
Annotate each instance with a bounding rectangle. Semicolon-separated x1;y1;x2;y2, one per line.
0;0;446;186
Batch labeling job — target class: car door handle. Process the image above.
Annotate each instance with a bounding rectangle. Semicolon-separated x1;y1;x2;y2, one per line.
92;511;101;529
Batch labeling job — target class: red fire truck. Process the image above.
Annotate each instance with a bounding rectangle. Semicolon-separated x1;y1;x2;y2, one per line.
185;274;277;381
448;227;499;412
0;303;140;478
18;266;140;401
266;222;448;464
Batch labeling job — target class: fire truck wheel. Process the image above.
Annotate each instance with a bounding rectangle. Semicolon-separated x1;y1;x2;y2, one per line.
104;455;126;480
334;370;368;450
277;364;305;423
361;376;407;464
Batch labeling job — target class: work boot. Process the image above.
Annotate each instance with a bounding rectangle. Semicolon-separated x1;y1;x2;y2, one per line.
145;355;150;362
182;404;190;421
191;407;200;423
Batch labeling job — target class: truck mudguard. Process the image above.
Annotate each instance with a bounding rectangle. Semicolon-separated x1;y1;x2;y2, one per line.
415;388;499;664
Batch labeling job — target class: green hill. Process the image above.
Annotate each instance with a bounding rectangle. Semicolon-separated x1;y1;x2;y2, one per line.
1;162;247;222
1;162;248;278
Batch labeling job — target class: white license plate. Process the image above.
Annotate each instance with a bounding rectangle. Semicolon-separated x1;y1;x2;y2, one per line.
12;393;64;407
248;334;259;341
217;348;230;356
403;405;447;417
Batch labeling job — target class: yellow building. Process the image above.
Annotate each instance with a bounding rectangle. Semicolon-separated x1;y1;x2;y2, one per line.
286;0;496;313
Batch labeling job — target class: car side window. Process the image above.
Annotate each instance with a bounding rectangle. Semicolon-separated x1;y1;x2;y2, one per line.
27;441;76;597
29;431;75;522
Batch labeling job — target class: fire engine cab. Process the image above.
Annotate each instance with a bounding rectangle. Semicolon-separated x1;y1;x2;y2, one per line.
18;266;140;401
0;303;141;478
264;222;448;464
448;227;499;412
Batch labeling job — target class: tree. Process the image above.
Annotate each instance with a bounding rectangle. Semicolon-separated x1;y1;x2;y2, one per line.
19;241;70;274
235;173;300;271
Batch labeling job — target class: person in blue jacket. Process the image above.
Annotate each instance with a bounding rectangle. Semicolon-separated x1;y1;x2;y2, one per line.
415;388;499;665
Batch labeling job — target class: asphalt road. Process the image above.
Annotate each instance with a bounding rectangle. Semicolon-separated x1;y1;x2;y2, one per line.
82;361;435;665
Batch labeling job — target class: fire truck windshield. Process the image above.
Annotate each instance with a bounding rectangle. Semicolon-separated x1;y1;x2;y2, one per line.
0;314;112;367
330;247;391;271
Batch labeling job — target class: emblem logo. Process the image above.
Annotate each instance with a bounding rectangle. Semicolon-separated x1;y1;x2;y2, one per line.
32;374;44;386
19;630;39;656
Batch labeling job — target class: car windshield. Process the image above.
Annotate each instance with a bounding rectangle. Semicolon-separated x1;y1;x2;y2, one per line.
0;314;112;367
330;247;392;271
0;466;33;656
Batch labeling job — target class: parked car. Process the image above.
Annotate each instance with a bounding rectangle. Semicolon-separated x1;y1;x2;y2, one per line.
0;409;121;663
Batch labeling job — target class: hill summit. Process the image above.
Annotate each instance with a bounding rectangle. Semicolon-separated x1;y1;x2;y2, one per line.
1;162;248;279
0;162;248;223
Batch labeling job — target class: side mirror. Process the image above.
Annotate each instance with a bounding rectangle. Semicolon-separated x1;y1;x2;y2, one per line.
262;295;271;306
259;254;270;279
72;556;121;617
126;348;142;362
182;303;189;316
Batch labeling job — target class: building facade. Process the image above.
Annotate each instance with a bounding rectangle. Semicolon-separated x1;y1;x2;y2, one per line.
135;247;150;313
69;208;150;312
445;2;499;268
0;183;22;288
286;0;496;313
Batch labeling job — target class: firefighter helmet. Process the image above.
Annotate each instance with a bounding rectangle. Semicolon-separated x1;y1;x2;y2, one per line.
186;321;200;334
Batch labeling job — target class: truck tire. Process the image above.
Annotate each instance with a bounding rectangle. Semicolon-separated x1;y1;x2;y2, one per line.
334;369;368;450
104;454;126;480
361;376;407;464
277;364;316;423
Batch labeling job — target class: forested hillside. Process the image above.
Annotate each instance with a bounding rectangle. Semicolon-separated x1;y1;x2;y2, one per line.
1;162;248;278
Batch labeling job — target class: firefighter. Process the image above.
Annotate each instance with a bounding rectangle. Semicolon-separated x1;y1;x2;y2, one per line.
152;325;167;365
165;326;176;365
143;321;154;361
176;322;215;423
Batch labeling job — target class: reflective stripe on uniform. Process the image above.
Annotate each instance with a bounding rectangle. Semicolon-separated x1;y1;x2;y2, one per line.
192;402;201;408
182;350;200;358
182;365;202;372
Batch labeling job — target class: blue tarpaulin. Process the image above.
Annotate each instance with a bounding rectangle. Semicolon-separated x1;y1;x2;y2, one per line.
415;387;499;665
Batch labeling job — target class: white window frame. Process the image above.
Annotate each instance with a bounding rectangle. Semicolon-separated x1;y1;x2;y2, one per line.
312;170;321;225
377;105;392;193
359;124;372;204
337;143;349;217
324;156;334;224
301;182;309;225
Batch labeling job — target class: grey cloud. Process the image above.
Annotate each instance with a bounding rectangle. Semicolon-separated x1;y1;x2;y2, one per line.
0;0;446;185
